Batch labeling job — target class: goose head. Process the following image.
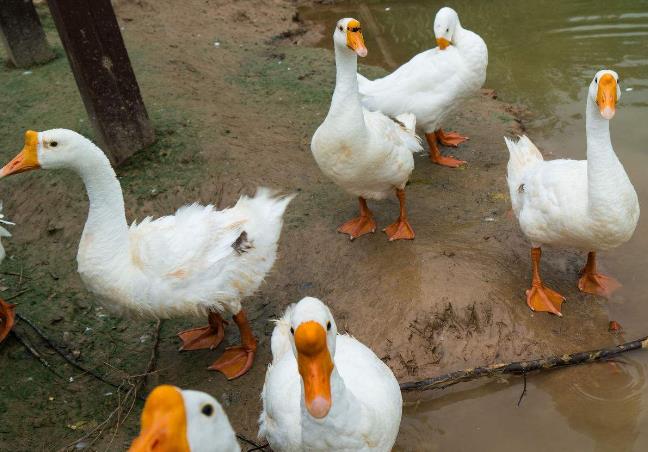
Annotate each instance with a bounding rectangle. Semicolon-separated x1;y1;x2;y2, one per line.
590;69;621;120
289;296;338;419
333;17;367;57
434;7;460;50
130;385;239;452
0;129;97;178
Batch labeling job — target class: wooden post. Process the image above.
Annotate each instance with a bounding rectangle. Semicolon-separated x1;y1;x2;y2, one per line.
47;0;155;166
0;0;55;68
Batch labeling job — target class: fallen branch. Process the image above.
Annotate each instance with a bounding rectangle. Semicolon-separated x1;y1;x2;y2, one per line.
399;336;648;392
6;288;30;301
11;329;64;379
15;312;130;397
61;320;162;451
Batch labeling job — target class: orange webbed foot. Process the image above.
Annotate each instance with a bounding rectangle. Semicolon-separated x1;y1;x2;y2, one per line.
526;285;566;317
437;130;469;147
337;215;376;240
0;299;15;343
430;154;466;168
208;345;256;380
578;272;621;297
383;218;415;241
178;313;226;351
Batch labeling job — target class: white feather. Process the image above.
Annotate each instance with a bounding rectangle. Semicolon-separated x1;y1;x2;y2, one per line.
311;19;423;201
259;297;402;451
505;73;639;252
357;7;488;134
27;129;294;320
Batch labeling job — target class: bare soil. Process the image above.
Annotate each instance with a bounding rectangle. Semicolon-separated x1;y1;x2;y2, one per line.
0;1;622;450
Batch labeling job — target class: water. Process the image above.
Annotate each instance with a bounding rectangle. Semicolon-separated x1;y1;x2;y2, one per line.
300;1;648;450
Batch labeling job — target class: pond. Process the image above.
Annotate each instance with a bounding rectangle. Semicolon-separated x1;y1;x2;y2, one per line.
300;1;648;450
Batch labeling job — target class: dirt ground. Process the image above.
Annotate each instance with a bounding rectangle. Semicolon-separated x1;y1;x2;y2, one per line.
0;1;624;450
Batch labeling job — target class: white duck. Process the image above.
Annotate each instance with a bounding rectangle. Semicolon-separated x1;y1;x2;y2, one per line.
259;297;402;451
130;385;240;452
0;129;294;378
357;7;487;168
311;18;423;241
505;70;639;316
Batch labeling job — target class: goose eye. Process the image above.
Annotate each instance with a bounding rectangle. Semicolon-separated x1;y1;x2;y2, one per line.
50;141;58;147
446;28;449;32
338;26;343;31
594;77;598;83
201;403;214;417
326;321;331;331
290;327;294;335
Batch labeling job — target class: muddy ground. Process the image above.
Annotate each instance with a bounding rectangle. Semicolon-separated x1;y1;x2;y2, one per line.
0;0;625;450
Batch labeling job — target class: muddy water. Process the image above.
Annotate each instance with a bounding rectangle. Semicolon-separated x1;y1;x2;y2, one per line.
300;1;648;450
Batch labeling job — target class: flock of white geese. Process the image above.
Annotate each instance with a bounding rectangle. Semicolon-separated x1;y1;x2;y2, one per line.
0;5;640;452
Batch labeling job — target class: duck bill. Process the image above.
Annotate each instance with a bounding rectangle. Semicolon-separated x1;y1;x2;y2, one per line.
436;37;451;50
296;321;334;419
129;385;190;452
0;130;40;178
597;74;617;120
346;20;367;57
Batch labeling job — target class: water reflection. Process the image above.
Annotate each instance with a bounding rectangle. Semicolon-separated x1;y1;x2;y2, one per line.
301;0;648;450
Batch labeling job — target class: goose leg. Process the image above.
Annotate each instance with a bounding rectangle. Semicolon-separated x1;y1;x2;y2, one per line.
177;311;226;351
383;189;415;241
578;251;621;297
209;310;257;380
0;298;15;343
526;247;565;316
436;128;469;147
425;132;466;168
337;197;376;240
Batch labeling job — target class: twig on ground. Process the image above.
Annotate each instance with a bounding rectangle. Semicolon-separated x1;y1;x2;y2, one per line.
236;433;269;451
517;372;527;407
11;329;63;379
6;288;30;301
61;320;163;451
400;336;648;392
15;312;128;396
0;271;31;279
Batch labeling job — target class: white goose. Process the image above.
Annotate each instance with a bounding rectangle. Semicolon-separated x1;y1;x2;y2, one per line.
0;129;294;378
311;18;423;241
357;7;487;168
259;297;402;451
130;385;240;452
505;70;639;316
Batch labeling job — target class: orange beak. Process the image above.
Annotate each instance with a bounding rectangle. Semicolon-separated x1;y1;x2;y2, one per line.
436;37;451;50
129;385;190;452
596;74;618;120
295;321;334;419
346;19;367;57
0;130;41;178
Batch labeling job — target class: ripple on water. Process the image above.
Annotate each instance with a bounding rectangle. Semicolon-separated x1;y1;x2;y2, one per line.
568;356;647;404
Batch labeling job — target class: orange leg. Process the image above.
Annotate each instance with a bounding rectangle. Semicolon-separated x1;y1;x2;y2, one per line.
337;197;377;240
0;298;15;343
578;251;621;297
425;132;466;168
209;310;257;380
526;247;565;316
383;189;415;241
177;311;226;351
436;128;469;147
